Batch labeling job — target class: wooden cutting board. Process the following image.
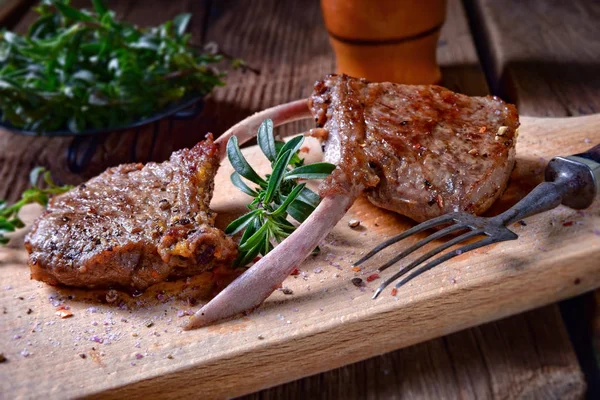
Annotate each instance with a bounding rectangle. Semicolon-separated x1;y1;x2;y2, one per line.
1;114;599;399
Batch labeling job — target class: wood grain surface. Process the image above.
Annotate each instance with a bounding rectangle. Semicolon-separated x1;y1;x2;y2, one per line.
0;0;595;398
1;113;598;399
465;0;600;117
466;0;600;395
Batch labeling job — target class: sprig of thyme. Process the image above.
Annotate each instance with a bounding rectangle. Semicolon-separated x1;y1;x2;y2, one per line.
225;119;335;266
0;0;227;133
0;167;72;245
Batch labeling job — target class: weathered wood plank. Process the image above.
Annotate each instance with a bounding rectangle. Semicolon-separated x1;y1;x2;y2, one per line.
465;0;600;117
465;0;600;394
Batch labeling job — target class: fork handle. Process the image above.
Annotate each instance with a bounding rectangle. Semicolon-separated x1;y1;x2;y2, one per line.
547;143;600;209
497;144;600;225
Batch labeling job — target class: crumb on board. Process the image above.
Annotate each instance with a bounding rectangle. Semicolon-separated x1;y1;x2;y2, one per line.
351;278;364;287
348;219;361;228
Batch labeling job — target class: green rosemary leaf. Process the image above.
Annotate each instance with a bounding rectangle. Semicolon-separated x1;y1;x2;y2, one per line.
275;141;303;167
235;240;262;267
285;162;336;180
271;183;305;217
238;220;271;252
257;119;277;162
298;187;320;207
239;217;260;245
230;172;258;197
278;136;304;159
224;209;261;235
287;199;315;223
263;149;292;204
227;136;267;186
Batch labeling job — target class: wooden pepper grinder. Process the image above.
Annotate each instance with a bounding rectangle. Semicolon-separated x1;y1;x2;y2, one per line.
321;0;447;84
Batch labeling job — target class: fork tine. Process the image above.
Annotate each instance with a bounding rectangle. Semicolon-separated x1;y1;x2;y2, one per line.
391;236;500;291
354;213;457;266
376;223;469;273
372;229;485;299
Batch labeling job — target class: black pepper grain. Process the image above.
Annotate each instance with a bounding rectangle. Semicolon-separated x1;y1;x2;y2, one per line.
351;278;363;287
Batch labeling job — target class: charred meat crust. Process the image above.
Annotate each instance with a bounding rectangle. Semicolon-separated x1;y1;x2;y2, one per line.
25;135;237;290
309;74;519;222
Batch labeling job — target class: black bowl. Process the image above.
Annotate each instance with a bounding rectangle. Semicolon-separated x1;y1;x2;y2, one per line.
0;94;205;137
0;95;205;173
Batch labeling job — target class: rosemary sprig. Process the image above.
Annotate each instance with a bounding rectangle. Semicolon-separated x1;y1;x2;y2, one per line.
0;0;228;133
225;119;335;266
0;167;72;245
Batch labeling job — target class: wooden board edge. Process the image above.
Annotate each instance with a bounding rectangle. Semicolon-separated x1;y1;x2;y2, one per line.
87;245;600;399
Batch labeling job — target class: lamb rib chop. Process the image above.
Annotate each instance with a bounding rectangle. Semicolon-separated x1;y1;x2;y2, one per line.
311;74;519;221
186;75;518;329
26;135;237;291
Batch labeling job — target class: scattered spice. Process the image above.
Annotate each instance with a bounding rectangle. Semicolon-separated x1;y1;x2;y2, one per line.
167;354;174;359
351;278;363;287
519;220;527;226
105;290;118;303
56;307;73;319
436;194;444;209
290;268;299;276
366;273;380;282
145;320;154;328
496;126;508;136
352;266;361;272
257;334;265;340
17;296;24;300
391;288;398;296
0;353;7;363
26;308;32;315
563;221;573;227
348;219;361;228
158;199;170;210
574;278;581;285
90;336;103;344
281;287;294;295
479;126;487;133
135;353;144;360
79;353;86;359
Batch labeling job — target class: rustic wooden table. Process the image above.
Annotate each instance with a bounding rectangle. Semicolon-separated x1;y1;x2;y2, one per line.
1;0;598;398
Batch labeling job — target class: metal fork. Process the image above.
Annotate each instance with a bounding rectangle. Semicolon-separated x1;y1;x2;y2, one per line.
355;145;600;299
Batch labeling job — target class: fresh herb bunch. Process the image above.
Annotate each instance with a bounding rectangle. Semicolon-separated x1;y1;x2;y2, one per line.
225;119;335;266
0;0;225;133
0;167;72;245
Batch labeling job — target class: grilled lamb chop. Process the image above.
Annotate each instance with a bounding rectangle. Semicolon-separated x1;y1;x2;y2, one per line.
26;135;237;291
187;76;518;329
311;74;519;222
